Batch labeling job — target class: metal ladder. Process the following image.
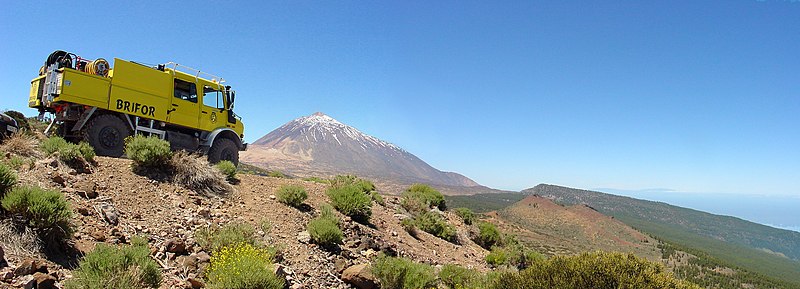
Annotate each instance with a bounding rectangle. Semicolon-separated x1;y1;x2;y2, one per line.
134;117;166;139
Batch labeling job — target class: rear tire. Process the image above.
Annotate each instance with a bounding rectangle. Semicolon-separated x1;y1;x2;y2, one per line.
84;114;130;157
207;138;239;166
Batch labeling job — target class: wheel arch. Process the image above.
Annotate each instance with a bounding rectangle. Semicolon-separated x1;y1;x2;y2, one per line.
204;128;243;150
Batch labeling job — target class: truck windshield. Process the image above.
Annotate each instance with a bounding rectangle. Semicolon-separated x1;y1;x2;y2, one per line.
203;86;223;109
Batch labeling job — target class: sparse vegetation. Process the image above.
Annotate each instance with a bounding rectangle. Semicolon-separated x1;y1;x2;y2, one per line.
277;185;308;207
0;163;16;196
308;203;342;247
401;184;445;213
0;220;42;258
413;211;457;243
125;135;172;168
371;254;437;289
64;237;161;289
4;155;26;170
303;176;330;184
439;264;486;289
327;184;372;222
268;170;287;178
371;191;385;206
489;251;699;289
0;133;39;157
171;151;232;195
307;213;343;247
195;222;258;253
474;221;502;249
215;160;237;181
41;136;95;164
485;242;544;270
453;207;475;225
206;242;284;289
1;185;72;239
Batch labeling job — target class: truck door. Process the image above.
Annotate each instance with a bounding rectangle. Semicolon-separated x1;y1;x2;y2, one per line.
168;78;200;128
200;85;224;131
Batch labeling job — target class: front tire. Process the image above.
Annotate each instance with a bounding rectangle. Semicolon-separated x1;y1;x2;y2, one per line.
207;138;239;166
84;114;130;157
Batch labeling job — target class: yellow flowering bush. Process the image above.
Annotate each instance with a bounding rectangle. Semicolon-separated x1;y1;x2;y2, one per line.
206;243;284;289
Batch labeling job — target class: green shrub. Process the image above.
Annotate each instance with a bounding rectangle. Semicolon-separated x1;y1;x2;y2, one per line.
371;254;437;289
327;184;372;222
371;191;385;206
439;264;486;289
489;251;700;289
302;176;329;184
64;237;161;289
453;207;475;225
307;217;343;247
267;170;286;178
125;135;172;168
195;222;257;253
41;137;95;163
414;212;457;243
77;142;96;162
319;203;338;223
206;243;284;289
1;185;71;238
474;221;502;249
277;185;308;207
402;184;445;213
330;175;358;188
331;175;376;193
0;163;16;196
6;155;26;170
40;136;69;156
485;243;544;270
485;246;509;267
215;160;237;181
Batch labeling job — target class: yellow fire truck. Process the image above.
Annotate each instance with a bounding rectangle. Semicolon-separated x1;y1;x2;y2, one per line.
29;50;245;165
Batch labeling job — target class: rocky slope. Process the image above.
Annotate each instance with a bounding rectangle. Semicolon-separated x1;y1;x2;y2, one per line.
0;156;490;289
242;113;495;195
489;195;660;259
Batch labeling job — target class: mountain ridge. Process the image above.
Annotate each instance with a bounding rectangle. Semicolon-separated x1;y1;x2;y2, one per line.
523;183;800;284
243;113;492;193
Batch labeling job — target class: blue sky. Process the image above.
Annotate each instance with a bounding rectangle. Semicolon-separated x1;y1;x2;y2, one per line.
1;1;798;196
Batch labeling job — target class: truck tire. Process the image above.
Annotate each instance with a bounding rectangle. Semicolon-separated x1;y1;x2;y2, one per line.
208;137;239;166
84;114;131;157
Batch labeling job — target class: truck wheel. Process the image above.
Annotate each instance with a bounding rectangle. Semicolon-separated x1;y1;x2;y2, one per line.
208;138;239;166
84;114;130;157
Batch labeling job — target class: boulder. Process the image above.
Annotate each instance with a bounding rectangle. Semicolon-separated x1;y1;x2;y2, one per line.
176;255;198;272
186;277;205;288
13;258;47;276
341;264;377;289
100;204;119;225
32;272;57;289
75;181;98;199
165;239;187;254
297;231;311;244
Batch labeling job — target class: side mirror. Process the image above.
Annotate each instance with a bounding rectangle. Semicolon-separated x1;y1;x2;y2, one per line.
229;91;236;110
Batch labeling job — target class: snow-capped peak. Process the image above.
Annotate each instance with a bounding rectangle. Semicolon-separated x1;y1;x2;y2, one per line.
289;112;404;152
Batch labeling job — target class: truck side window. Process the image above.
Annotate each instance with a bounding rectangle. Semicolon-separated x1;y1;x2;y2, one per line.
202;86;223;109
174;79;197;103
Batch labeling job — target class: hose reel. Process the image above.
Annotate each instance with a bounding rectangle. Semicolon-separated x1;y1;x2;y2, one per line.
84;58;110;77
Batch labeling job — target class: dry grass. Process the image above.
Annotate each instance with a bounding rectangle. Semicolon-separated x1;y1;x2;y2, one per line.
0;133;40;158
0;220;42;259
170;152;233;195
